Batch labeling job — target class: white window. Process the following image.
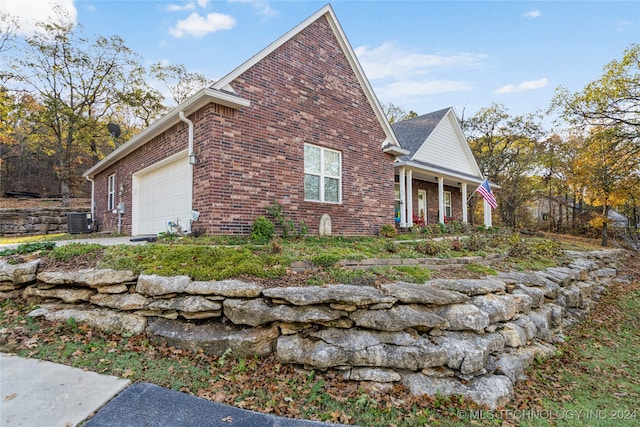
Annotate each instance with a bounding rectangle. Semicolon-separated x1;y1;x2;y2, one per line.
107;174;116;211
444;191;452;218
304;144;341;203
394;182;401;201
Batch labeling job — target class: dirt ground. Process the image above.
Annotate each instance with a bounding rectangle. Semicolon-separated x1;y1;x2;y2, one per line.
0;197;91;209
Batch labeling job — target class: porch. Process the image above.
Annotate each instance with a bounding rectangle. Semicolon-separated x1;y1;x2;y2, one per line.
395;166;493;228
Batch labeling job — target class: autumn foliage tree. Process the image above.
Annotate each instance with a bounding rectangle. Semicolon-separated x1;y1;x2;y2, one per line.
552;44;640;245
464;103;544;229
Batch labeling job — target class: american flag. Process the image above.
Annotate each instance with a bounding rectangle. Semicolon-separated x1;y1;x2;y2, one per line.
476;179;498;209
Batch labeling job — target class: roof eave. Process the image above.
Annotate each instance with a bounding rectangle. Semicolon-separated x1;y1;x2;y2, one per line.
84;88;250;178
394;159;485;184
383;145;410;156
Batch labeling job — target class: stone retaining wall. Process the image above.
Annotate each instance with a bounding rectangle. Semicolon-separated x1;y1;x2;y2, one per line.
0;208;90;236
0;249;629;409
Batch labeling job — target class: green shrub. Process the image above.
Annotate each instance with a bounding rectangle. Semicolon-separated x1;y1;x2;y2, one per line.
530;239;563;258
379;224;397;238
0;241;56;256
311;252;343;268
393;266;432;283
251;216;275;243
506;233;529;258
414;240;443;256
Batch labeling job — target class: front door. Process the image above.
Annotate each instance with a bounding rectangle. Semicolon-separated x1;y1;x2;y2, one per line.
418;189;427;224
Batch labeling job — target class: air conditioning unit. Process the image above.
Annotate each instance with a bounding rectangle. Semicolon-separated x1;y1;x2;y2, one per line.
67;212;92;234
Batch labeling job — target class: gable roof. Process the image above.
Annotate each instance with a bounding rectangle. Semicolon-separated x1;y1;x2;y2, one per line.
392;107;484;183
391;107;450;159
212;4;406;155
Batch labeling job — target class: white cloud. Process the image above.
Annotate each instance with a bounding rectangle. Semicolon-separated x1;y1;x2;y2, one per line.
0;0;77;34
355;42;486;80
166;3;196;12
169;12;235;38
196;0;210;8
523;10;541;18
495;78;549;94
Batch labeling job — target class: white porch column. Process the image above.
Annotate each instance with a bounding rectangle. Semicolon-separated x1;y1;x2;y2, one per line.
399;167;407;227
406;170;413;227
461;182;468;223
438;176;445;224
484;199;493;228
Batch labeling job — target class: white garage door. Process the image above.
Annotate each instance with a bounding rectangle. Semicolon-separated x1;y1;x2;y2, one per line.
134;155;190;235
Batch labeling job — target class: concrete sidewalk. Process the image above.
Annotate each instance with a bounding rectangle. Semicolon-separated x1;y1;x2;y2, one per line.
0;354;350;427
0;353;130;427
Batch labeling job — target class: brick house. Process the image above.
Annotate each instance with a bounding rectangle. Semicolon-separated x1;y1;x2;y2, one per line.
84;5;407;236
84;5;489;236
392;108;490;228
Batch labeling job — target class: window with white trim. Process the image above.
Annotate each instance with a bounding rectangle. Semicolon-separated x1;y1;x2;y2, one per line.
304;144;341;203
444;191;452;218
107;174;116;211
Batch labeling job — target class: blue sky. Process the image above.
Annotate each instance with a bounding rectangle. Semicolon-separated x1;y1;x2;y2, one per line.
2;0;639;128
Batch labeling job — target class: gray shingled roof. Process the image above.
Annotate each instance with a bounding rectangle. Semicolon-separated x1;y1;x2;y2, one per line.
391;107;451;160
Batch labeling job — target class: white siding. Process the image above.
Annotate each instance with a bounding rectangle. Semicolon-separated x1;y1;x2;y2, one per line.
412;113;478;176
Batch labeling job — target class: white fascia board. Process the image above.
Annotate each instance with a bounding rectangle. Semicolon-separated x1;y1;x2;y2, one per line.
84;88;249;178
395;160;485;185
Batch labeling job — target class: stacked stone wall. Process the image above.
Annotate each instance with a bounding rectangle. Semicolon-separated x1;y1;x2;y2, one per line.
0;249;629;409
0;208;90;236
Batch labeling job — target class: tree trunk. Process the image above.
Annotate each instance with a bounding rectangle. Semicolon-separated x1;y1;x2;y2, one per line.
601;204;609;247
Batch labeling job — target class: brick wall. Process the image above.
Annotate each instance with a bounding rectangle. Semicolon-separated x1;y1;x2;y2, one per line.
410;180;462;224
92;16;395;236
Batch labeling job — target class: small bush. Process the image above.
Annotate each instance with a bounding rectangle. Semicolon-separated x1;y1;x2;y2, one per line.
414;240;443;256
311;252;343;268
383;240;400;253
379;224;397;238
530;239;563;258
463;234;489;252
251;216;275;243
507;233;529;258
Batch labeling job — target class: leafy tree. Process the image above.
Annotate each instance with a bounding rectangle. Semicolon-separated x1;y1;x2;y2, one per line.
150;62;213;105
8;8;148;206
552;43;639;150
464;103;544;228
552;44;640;245
382;102;418;124
571;128;638;245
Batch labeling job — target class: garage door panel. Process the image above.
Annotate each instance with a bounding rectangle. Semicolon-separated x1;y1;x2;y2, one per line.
135;157;190;235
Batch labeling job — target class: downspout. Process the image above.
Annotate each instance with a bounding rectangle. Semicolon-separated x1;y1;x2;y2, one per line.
178;111;195;233
86;176;95;231
179;111;195;164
